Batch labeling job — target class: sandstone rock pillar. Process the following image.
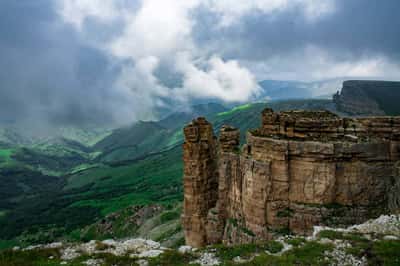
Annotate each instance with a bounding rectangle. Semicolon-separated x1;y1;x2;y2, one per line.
182;117;218;247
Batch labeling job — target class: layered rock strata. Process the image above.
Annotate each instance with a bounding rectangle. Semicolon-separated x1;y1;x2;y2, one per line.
182;110;400;247
182;118;218;247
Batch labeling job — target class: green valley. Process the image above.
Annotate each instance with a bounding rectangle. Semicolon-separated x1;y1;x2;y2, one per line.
0;100;335;248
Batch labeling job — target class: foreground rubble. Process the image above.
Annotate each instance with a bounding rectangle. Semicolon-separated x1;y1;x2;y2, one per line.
1;214;399;265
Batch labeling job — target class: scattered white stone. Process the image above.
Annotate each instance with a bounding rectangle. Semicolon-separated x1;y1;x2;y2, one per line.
178;245;193;254
312;226;348;239
324;241;367;266
12;246;20;251
348;215;400;236
383;235;398;240
233;255;255;263
61;247;80;261
319;238;333;245
53;238;166;258
233;256;243;263
79;240;97;255
48;256;54;260
45;242;63;249
101;239;116;244
145;239;161;249
138;249;164;258
137;259;149;266
84;259;103;266
101;239;117;247
60;262;67;265
312;214;400;241
191;252;220;266
364;234;372;240
24;244;43;250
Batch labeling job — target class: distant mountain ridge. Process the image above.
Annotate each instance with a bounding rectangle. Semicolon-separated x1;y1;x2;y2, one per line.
158;103;227;129
334;80;400;116
257;79;342;100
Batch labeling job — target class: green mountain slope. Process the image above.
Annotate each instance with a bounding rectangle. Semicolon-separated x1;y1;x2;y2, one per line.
158;103;227;129
95;103;227;163
0;99;335;247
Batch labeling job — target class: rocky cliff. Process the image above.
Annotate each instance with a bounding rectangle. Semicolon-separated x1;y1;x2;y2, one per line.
333;80;400;116
182;109;400;247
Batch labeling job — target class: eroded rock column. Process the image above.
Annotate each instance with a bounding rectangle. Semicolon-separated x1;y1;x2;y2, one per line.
209;126;241;244
182;117;218;247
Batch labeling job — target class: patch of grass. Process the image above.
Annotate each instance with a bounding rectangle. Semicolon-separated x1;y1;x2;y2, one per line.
286;237;305;247
289;241;333;264
317;230;344;240
70;163;102;174
165;130;184;147
0;248;61;266
71;193;153;216
345;241;371;258
217;104;253;117
241;227;256;237
91;252;136;266
154;224;182;242
213;240;283;263
159;211;180;224
318;230;368;243
171;236;185;249
243;241;332;266
276;208;294;218
0;239;18;250
214;243;260;261
273;227;292;235
370;240;400;266
148;250;195;266
264;241;284;254
217;241;332;266
0;149;13;158
227;218;238;227
0;247;139;266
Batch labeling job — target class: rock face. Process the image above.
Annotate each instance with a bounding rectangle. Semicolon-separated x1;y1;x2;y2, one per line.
182;110;400;247
182;117;218;247
333;80;400;116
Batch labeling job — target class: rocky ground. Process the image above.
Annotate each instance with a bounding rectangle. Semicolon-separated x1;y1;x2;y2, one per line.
1;214;400;266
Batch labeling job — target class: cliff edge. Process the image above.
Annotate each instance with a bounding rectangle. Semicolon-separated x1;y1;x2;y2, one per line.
182;109;400;247
333;80;400;116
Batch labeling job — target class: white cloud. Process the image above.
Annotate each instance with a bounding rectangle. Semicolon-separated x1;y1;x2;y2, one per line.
57;0;400;122
57;0;263;118
301;46;400;81
205;0;336;26
110;0;198;59
57;0;127;30
113;56;169;121
175;53;260;101
301;0;336;22
244;45;400;82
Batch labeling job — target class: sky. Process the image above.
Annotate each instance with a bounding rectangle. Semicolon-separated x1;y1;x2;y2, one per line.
0;0;399;128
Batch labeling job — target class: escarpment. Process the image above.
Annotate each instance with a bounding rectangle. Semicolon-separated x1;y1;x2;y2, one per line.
333;80;400;116
182;109;400;247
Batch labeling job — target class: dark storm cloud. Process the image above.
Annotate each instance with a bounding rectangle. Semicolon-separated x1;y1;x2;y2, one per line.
0;0;124;128
1;0;399;129
194;0;400;63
